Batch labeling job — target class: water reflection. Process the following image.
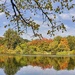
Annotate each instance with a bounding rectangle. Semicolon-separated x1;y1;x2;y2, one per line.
16;66;75;75
0;55;75;75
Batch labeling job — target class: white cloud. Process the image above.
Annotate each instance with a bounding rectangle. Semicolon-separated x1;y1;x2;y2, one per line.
69;9;75;17
21;34;32;40
31;13;42;19
55;27;75;37
59;13;71;20
49;14;59;20
0;0;5;4
3;21;9;25
70;13;75;17
59;9;75;20
34;20;43;25
34;20;49;28
0;12;4;16
64;24;70;29
0;0;10;4
39;24;75;39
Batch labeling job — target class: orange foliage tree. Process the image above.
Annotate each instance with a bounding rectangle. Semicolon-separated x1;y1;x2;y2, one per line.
57;38;70;52
28;38;53;54
29;38;53;46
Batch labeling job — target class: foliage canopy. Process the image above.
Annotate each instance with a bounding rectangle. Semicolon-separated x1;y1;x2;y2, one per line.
4;28;22;49
0;0;75;38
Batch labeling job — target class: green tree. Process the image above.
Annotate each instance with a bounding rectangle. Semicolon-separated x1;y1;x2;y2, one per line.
54;36;62;44
15;43;28;54
67;36;75;50
4;28;22;49
49;41;58;54
0;0;75;37
0;37;4;45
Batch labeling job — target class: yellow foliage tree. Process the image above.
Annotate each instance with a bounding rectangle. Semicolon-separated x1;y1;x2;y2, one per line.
57;38;70;52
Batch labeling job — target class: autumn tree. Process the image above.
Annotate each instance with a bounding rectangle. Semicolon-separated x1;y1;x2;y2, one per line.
4;28;22;49
28;38;53;54
0;0;75;37
57;38;70;52
54;36;62;44
49;41;58;54
67;36;75;50
0;37;4;45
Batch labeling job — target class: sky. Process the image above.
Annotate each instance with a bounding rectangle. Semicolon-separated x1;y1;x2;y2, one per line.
0;0;75;40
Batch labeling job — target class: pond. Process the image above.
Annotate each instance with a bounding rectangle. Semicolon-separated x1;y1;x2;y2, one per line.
0;55;75;75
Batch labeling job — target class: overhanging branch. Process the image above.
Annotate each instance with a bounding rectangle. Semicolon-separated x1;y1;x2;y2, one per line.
10;0;29;25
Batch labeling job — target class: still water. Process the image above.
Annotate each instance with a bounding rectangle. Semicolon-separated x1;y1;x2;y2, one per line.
0;55;75;75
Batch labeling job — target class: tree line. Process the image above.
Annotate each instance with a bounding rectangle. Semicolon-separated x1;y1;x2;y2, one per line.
0;28;75;55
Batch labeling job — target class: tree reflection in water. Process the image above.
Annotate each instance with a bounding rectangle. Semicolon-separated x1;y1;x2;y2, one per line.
0;55;75;75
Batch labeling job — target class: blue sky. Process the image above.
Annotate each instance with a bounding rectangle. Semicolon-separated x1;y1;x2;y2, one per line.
0;0;75;40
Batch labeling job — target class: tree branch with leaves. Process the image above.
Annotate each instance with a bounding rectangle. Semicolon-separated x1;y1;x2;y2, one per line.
0;0;75;38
